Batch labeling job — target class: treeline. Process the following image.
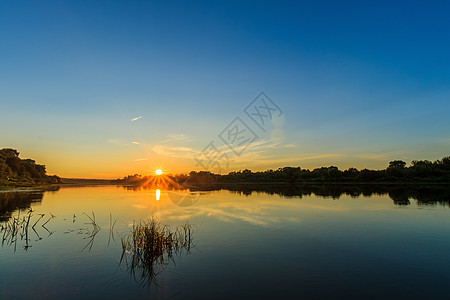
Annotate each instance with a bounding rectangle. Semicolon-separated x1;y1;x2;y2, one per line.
217;157;450;184
59;178;114;185
112;172;214;187
114;156;450;187
0;148;61;187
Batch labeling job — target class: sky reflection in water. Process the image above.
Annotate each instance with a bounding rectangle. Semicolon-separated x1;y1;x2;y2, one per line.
1;185;450;299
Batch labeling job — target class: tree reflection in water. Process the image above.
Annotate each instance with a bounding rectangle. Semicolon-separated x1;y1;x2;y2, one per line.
213;183;450;207
119;182;450;207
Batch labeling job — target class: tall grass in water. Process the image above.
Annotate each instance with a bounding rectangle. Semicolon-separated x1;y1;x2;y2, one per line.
120;218;194;286
1;210;54;251
80;212;101;252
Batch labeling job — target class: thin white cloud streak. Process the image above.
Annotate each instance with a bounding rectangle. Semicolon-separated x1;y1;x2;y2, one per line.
130;116;143;122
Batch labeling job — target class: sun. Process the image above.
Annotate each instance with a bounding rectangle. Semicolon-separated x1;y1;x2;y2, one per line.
155;169;162;175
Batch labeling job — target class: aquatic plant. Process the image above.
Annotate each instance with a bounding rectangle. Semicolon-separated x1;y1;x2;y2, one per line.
80;212;101;252
0;210;54;251
119;218;194;286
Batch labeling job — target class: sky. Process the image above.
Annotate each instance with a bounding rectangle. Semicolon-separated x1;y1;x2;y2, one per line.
1;0;449;178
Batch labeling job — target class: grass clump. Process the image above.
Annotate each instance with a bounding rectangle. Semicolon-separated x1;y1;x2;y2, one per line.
120;218;194;286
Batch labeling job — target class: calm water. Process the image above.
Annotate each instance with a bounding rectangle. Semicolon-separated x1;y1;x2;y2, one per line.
1;185;450;299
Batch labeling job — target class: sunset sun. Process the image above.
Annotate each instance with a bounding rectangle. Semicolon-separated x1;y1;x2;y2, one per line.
155;169;162;175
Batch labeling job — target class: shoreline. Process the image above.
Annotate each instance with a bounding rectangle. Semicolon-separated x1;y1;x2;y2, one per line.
1;180;449;192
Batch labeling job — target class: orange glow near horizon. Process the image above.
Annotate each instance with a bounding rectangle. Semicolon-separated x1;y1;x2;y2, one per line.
139;173;183;190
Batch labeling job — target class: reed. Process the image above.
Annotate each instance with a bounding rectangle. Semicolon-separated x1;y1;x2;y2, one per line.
119;218;194;286
1;210;56;251
108;212;118;246
81;212;101;252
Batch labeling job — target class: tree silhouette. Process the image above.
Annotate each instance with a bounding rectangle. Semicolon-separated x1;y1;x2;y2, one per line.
388;160;406;169
0;148;60;186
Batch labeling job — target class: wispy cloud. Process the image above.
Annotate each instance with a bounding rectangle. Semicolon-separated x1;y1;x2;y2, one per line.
232;152;299;167
283;143;296;148
163;133;193;143
189;138;299;172
133;158;149;161
357;150;406;162
218;139;297;157
299;153;344;160
152;145;196;159
107;138;125;145
357;154;389;161
107;138;140;146
130;116;143;122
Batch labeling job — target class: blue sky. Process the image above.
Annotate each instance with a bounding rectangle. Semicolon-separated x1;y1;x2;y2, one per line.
1;0;449;178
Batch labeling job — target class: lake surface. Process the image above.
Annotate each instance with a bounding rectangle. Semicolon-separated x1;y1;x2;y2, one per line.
1;185;450;299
